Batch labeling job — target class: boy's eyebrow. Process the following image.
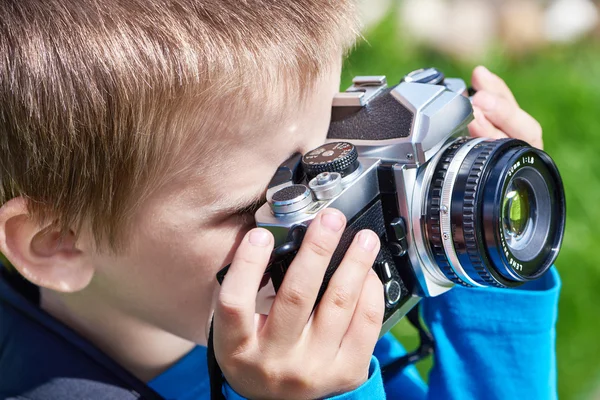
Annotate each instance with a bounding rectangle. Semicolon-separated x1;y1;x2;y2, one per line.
218;190;268;215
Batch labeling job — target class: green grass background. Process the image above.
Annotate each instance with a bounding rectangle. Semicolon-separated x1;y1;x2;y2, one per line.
341;13;600;400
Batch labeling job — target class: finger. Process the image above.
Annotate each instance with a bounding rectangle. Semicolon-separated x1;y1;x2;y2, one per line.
472;92;544;149
214;228;274;354
468;106;508;140
471;66;517;104
338;269;384;364
263;208;346;344
310;230;380;348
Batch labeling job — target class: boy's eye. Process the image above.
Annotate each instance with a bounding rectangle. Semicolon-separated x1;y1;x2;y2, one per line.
235;198;265;216
230;202;262;227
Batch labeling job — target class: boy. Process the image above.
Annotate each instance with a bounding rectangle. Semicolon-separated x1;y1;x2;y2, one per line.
0;1;559;399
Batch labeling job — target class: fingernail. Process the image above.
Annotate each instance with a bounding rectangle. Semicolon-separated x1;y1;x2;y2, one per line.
321;210;344;232
357;230;378;252
473;91;496;111
249;229;271;246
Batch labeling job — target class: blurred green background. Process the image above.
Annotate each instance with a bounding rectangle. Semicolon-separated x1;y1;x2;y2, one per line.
341;6;600;399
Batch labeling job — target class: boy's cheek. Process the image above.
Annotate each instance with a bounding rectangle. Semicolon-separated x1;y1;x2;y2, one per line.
89;221;249;343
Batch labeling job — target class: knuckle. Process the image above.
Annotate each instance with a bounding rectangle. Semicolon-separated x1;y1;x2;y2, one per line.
327;285;354;310
235;252;265;268
217;292;245;318
305;237;335;258
351;250;376;269
281;369;314;393
260;362;317;396
256;360;276;381
280;284;311;307
360;298;384;326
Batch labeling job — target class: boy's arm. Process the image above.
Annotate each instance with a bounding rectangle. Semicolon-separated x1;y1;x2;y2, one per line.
222;333;428;400
422;268;560;400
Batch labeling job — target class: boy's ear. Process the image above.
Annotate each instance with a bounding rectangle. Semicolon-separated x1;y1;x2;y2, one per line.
0;197;94;292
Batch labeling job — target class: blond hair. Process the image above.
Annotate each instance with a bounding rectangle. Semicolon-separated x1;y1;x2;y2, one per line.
0;0;358;250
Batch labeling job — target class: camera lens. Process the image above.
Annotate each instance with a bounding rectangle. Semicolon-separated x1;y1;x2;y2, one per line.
422;138;566;288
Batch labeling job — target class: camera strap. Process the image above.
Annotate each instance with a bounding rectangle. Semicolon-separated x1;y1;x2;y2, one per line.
380;303;435;383
207;316;227;400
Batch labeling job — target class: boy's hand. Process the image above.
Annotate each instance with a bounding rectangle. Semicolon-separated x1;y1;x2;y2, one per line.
468;66;544;150
214;209;384;399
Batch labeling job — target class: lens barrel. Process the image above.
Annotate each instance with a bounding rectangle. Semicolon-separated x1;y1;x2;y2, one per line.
424;138;566;288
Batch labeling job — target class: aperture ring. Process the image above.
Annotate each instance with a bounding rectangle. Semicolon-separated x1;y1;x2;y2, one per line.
425;138;472;287
439;139;487;287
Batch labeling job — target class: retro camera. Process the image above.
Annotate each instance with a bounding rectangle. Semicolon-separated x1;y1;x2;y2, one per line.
218;68;566;336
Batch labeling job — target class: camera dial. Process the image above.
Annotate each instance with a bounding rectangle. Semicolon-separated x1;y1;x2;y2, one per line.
269;184;313;215
301;142;359;179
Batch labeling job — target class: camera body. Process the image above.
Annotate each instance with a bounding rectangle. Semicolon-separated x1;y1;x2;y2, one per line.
254;69;471;334
252;68;565;335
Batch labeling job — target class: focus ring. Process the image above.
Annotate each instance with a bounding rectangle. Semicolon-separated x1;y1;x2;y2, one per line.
425;139;471;287
458;141;505;288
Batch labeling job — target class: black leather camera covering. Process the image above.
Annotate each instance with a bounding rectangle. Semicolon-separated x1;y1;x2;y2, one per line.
329;199;409;322
327;87;414;141
272;198;410;324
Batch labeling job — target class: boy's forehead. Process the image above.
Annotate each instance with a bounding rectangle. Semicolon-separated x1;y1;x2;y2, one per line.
205;139;302;207
167;65;342;212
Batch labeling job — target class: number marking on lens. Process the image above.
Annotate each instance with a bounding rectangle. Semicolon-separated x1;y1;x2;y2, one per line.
507;161;521;177
522;156;534;165
502;234;524;271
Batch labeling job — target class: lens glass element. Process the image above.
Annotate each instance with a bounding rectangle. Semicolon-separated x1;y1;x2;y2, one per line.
502;178;535;248
500;166;552;266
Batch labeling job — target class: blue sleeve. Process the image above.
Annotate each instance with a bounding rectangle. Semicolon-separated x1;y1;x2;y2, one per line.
422;267;561;400
326;334;429;400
